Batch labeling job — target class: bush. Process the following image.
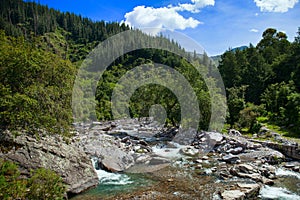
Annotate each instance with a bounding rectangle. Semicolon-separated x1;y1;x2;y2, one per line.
0;159;66;200
27;168;66;200
238;103;262;133
0;159;27;200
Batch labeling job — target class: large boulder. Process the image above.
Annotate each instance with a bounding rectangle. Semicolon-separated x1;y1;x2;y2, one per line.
77;133;135;172
0;131;99;195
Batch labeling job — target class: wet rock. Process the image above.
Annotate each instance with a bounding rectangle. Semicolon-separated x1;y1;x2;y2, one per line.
125;157;170;173
237;183;261;198
284;161;297;168
259;164;276;178
78;133;135;172
179;146;199;157
262;177;274;185
222;154;240;164
226;147;243;155
202;155;209;160
293;166;300;172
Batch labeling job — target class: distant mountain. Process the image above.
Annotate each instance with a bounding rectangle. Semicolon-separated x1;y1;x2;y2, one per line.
210;55;221;66
231;46;248;52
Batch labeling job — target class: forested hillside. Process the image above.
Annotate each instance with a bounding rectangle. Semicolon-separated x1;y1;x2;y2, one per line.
219;28;300;134
0;0;221;135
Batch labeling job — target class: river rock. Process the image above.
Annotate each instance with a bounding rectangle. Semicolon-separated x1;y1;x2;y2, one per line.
206;132;224;144
0;131;99;195
222;154;240;164
179;146;199;156
80;133;135;172
262;177;274;185
237;183;261;198
227;147;243;155
284;161;297;168
228;129;242;136
221;190;245;200
237;163;255;173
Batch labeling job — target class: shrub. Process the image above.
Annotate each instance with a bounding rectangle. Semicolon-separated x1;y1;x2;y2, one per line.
0;159;66;200
27;168;66;200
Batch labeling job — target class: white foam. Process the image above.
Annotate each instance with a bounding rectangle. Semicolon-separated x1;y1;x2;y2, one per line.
152;142;185;159
276;168;300;179
91;158;133;185
259;186;300;200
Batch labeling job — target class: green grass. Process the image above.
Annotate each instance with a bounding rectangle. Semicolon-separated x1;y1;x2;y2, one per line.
260;122;300;144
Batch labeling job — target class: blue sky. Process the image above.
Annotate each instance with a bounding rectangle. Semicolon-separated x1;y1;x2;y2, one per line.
37;0;300;56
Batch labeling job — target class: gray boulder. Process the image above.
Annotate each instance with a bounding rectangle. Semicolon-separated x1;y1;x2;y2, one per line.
78;133;135;172
222;154;240;164
226;147;243;155
0;131;99;195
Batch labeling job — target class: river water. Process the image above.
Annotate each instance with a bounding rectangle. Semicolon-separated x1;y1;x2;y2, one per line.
259;168;300;200
72;144;300;200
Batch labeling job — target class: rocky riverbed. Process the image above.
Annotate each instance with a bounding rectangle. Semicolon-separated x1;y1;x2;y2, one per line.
1;118;300;199
71;118;300;200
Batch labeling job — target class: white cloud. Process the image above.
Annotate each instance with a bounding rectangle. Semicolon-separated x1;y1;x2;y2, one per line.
254;0;299;12
250;28;259;32
124;0;215;34
178;0;215;13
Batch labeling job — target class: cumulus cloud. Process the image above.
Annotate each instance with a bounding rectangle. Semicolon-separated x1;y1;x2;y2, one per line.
250;28;259;32
178;0;215;13
124;0;215;34
254;0;299;12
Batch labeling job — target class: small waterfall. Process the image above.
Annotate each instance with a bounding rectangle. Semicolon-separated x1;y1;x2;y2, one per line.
91;157;133;185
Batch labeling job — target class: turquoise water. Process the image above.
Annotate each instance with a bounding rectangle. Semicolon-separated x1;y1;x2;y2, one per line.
71;158;155;199
84;172;154;198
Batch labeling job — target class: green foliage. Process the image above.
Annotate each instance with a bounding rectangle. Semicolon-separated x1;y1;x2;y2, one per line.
238;103;263;133
0;159;66;200
0;159;27;200
95;50;213;130
27;168;65;200
219;27;300;135
226;86;247;127
261;81;299;131
0;30;76;135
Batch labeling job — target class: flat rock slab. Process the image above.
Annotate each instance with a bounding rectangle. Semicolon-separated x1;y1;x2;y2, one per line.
221;190;245;200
